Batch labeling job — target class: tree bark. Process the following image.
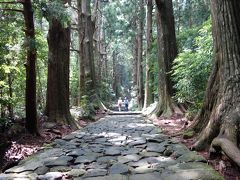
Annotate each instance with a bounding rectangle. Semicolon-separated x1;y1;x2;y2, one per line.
46;16;78;128
0;89;4;118
133;36;138;87
93;0;102;84
82;0;96;94
192;1;240;167
23;0;38;134
77;0;85;103
175;0;182;34
137;0;144;109
7;72;13;119
154;0;180;117
112;50;119;97
144;0;153;109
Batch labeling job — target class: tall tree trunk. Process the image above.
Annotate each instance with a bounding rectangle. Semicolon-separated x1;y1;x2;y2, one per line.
36;59;44;111
133;36;138;87
112;50;118;97
93;0;102;84
154;0;180;117
137;0;144;109
175;0;182;34
7;73;13;119
144;0;153;109
0;89;4;118
192;0;240;167
82;0;96;94
46;17;78;128
77;0;85;104
23;0;38;134
77;0;98;113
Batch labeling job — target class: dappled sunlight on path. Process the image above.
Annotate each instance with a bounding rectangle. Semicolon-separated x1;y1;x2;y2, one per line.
0;115;223;179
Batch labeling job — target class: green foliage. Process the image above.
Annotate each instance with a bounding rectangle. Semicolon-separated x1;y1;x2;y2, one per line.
70;54;79;106
0;12;25;116
0;6;48;117
176;27;200;52
35;28;48;111
99;82;115;105
0;117;12;128
172;19;213;114
149;38;159;98
173;0;210;31
35;0;71;26
102;0;139;100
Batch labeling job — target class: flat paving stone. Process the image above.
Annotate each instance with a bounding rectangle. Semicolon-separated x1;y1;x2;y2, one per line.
97;156;117;164
118;154;142;164
49;166;72;172
87;162;108;169
146;142;166;153
121;148;141;155
105;147;122;155
109;163;129;174
83;174;128;180
35;148;64;158
84;169;108;177
129;172;162;180
67;169;86;177
38;172;63;180
5;161;43;173
75;155;97;164
67;149;86;156
34;166;49;175
45;156;73;167
0;173;38;180
128;137;146;146
128;158;149;167
139;150;161;157
132;165;155;174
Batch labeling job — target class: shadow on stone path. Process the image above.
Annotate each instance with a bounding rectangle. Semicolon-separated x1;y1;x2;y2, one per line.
0;114;223;180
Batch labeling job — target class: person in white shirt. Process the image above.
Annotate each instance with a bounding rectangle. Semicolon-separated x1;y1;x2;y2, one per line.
117;97;123;111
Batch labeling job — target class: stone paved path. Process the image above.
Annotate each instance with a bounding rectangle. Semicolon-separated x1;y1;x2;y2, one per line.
0;114;223;180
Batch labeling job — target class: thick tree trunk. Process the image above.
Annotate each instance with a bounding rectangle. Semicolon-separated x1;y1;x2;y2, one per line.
137;0;144;109
144;0;153;109
82;0;96;94
46;18;78;128
23;0;38;134
192;0;240;167
93;0;102;84
77;0;98;112
154;0;180;117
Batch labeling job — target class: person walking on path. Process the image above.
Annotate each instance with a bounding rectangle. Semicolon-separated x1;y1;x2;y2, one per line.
117;97;123;111
124;97;129;111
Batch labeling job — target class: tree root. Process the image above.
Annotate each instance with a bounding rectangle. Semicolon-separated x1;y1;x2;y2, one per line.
211;137;240;167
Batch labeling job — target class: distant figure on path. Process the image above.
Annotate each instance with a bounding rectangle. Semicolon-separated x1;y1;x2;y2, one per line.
117;97;123;111
124;97;129;111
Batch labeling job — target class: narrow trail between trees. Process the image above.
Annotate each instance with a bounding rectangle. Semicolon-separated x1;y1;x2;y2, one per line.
0;114;223;180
